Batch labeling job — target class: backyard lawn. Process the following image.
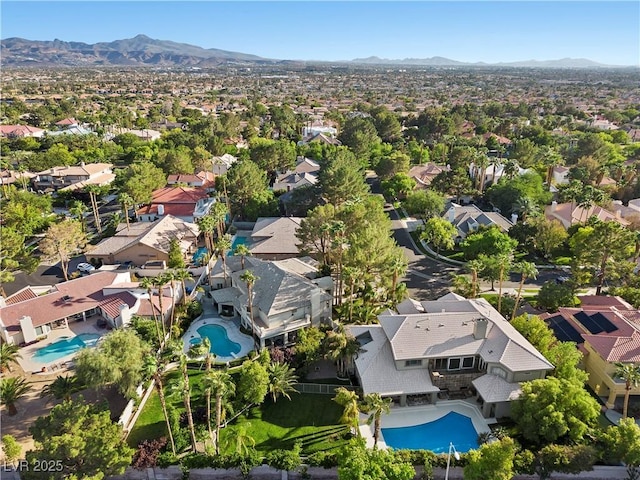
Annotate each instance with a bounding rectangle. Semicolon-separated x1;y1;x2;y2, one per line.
127;368;350;454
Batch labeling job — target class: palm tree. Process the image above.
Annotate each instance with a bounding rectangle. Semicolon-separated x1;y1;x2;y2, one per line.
173;268;192;305
152;274;169;340
0;343;22;373
235;243;251;270
39;375;81;402
511;261;539;321
198;214;217;255
85;185;103;237
224;423;255;455
342;266;362;322
170;355;197;452
210;201;228;239
467;259;483;298
614;362;640;419
495;253;512;314
240;270;259;351
142;355;176;455
118;192;133;231
502;158;520;180
267;362;298;402
513;196;540;222
68;200;88;233
216;234;232;288
536;145;563;187
164;270;179;333
139;277;162;346
388;251;408;306
204;369;235;454
361;393;392;448
0;377;32;416
333;387;360;436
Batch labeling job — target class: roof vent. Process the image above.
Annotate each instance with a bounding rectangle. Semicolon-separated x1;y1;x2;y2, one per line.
61;295;71;302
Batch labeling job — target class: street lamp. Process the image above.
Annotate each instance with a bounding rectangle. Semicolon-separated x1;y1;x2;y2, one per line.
445;442;460;480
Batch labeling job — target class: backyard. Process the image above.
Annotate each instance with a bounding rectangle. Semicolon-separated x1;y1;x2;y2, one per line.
127;368;350;455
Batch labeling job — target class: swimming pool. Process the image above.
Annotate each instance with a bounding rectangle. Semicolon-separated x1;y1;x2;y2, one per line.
229;236;249;256
381;411;479;453
192;246;208;266
195;324;241;357
32;333;101;364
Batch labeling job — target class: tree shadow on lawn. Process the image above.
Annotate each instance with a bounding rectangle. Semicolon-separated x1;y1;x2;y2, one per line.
253;425;348;452
257;394;343;428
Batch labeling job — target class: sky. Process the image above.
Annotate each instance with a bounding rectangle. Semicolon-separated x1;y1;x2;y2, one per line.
1;1;639;66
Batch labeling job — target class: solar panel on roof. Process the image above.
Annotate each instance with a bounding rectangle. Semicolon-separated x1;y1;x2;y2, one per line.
590;312;618;333
574;311;590;324
576;313;604;334
547;315;584;344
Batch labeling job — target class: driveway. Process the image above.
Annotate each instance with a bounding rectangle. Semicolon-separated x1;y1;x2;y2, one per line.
5;255;89;297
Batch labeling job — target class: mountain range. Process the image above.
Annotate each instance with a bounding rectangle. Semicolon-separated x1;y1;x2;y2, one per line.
0;35;616;68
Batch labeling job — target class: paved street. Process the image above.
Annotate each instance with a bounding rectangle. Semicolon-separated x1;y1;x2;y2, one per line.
386;205;567;300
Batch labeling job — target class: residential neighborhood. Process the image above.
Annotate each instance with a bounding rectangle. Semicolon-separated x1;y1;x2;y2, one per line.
1;13;640;480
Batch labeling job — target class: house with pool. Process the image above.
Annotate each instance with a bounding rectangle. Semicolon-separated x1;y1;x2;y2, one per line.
347;293;554;419
210;256;333;348
0;271;175;347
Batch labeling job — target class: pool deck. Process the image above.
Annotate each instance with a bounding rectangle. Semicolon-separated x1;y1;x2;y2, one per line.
182;314;254;363
17;319;104;374
360;400;492;450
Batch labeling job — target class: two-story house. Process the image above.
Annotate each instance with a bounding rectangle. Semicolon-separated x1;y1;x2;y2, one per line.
210;256;333;349
32;162;114;192
347;293;553;418
136;186;216;223
443;204;515;241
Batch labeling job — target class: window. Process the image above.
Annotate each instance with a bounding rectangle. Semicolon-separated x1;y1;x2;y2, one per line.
434;358;447;370
35;326;44;336
462;357;475;369
448;358;461;370
405;359;422;367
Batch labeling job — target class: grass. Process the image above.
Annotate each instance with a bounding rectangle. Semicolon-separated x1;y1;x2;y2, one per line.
127;369;349;454
220;393;350;455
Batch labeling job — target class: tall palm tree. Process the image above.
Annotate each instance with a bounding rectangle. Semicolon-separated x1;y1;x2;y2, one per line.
614;362;640;419
173;268;192;305
68;200;88;233
511;261;539;321
216;234;232;288
467;259;483;298
388;250;408;306
495;253;512;314
143;355;176;455
240;270;259;351
235;243;251;270
139;276;162;346
204;369;235;454
267;362;298;402
333;387;360;436
170;355;198;452
502;158;520;180
164;270;178;333
118;192;133;231
361;393;392;448
152;274;169;340
39;375;81;402
224;423;255;455
197;214;217;255
210;201;228;239
0;343;22;373
0;377;32;416
342;265;362;322
85;185;103;237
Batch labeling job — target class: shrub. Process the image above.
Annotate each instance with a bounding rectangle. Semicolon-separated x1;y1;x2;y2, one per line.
307;450;339;468
132;437;168;469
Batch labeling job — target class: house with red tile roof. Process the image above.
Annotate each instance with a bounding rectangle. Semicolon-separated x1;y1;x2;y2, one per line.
544;201;630;230
0;271;174;346
540;295;640;409
0;124;45;138
136;186;216;223
167;170;216;192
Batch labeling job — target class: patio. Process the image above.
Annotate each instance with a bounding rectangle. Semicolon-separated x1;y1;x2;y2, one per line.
17;316;106;374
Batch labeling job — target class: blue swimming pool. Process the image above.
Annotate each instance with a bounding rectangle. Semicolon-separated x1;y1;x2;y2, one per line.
228;236;249;256
196;324;241;357
381;411;479;453
32;333;101;364
192;246;208;266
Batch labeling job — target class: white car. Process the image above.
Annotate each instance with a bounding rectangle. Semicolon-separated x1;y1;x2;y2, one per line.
77;262;95;273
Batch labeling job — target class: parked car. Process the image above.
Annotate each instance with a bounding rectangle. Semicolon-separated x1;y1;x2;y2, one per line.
77;262;96;273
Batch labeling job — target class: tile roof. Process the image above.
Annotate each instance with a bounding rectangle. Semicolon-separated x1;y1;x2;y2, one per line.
35;163;113;178
5;287;38;305
250;217;302;255
472;374;522;402
545;202;630;229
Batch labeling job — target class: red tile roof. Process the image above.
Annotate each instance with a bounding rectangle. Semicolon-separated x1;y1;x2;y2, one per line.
5;287;38;305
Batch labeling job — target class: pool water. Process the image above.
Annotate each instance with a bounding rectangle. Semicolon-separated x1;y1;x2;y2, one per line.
32;333;101;364
192;246;209;266
196;324;241;357
381;411;479;453
228;236;249;256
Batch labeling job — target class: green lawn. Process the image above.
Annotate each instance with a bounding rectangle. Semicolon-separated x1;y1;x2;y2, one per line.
220;393;349;454
127;369;349;454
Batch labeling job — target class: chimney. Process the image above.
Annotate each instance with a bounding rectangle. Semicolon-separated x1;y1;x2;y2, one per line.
551;201;558;211
473;318;488;339
448;206;455;223
616;210;622;219
157;204;165;216
511;213;518;224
